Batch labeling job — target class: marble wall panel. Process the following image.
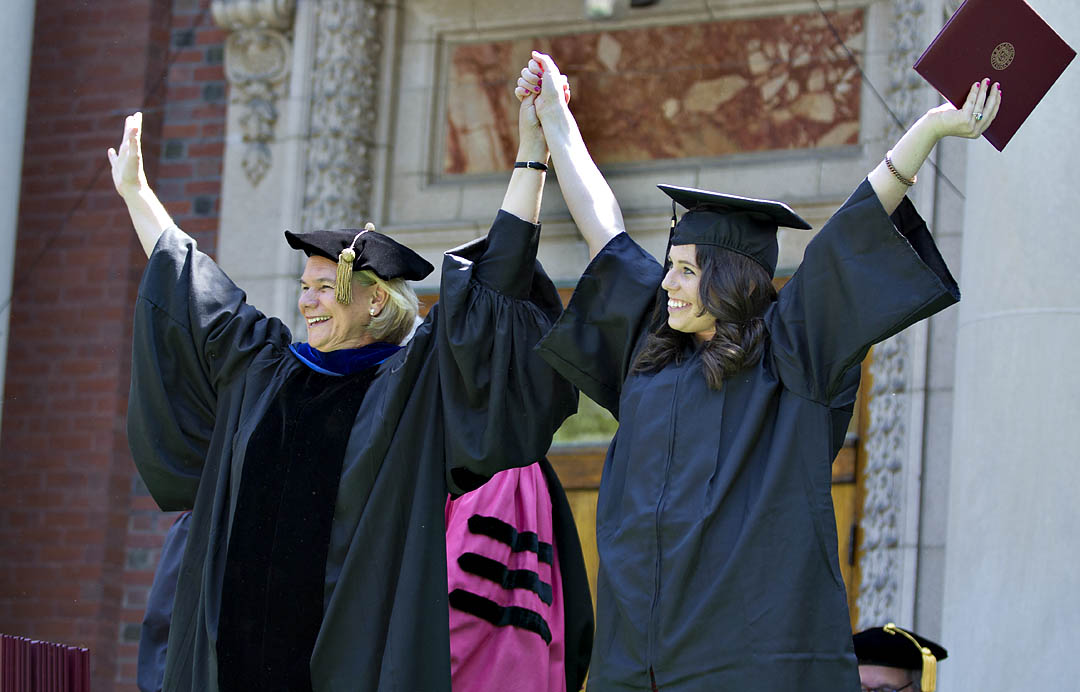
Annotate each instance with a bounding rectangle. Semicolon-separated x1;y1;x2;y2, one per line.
443;9;863;175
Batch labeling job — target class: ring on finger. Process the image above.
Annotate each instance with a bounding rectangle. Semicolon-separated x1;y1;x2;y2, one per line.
974;112;983;121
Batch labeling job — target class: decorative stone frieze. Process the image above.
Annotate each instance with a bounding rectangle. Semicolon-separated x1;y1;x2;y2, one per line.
442;10;865;175
212;0;296;186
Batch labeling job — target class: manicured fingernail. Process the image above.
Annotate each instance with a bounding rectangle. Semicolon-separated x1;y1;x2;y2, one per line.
534;88;540;93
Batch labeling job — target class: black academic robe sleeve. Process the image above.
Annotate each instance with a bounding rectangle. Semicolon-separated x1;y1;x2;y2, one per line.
137;511;191;692
536;232;663;418
433;210;580;493
767;179;960;405
127;227;292;510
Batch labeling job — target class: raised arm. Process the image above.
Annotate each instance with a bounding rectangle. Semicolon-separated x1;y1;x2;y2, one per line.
518;52;623;260
500;67;551;223
870;78;1001;214
107;112;174;257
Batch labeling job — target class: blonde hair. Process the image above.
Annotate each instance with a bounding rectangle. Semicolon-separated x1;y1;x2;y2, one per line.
354;269;419;345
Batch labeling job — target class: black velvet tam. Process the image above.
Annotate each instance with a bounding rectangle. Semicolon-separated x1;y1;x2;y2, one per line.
658;183;812;277
853;626;948;670
285;228;434;281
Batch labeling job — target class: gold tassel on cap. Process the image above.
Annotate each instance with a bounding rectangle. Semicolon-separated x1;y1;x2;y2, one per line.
884;623;937;692
335;246;355;304
334;223;376;304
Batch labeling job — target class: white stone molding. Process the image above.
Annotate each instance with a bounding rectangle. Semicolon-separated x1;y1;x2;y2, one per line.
301;0;382;232
855;0;935;631
213;0;297;186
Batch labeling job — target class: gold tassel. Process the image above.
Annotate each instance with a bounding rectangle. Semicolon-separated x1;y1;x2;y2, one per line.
335;246;355;304
335;224;376;304
921;650;936;692
884;623;937;692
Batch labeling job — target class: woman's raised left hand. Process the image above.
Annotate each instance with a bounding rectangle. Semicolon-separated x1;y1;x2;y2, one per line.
514;62;547;159
924;78;1002;141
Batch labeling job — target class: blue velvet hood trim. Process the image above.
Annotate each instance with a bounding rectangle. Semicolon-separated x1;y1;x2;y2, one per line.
288;341;402;376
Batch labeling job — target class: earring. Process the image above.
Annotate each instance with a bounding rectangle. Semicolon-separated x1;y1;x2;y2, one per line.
369;307;376;316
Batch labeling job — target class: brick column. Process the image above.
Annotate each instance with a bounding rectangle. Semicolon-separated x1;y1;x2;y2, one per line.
113;7;228;686
0;1;226;690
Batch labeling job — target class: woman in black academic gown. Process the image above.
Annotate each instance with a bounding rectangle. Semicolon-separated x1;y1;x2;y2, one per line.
517;52;1000;691
108;75;581;692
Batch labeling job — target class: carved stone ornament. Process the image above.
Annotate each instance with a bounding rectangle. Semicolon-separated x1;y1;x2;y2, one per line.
857;333;908;629
882;0;927;140
212;0;297;186
855;0;931;631
212;0;295;30
302;0;382;232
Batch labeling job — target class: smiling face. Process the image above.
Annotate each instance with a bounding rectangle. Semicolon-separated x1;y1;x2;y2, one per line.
298;255;383;351
661;243;716;343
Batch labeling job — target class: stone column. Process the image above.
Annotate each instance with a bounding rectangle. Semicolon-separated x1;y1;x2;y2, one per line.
212;0;384;330
300;0;383;234
941;1;1080;688
855;0;942;631
0;0;35;427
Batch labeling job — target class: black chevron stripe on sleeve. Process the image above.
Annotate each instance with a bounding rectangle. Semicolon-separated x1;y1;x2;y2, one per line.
448;589;552;645
466;514;554;565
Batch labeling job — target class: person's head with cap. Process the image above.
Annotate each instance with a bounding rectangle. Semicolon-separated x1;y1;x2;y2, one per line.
286;223;434;351
633;184;811;390
853;623;948;692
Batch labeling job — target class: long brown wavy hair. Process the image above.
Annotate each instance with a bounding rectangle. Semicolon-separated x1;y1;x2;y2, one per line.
632;244;777;390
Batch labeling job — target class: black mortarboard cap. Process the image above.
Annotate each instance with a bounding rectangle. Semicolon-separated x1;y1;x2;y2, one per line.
854;624;948;692
286;226;433;281
286;224;433;304
658;184;812;277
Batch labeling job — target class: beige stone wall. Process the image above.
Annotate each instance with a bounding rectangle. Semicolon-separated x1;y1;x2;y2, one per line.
941;2;1080;685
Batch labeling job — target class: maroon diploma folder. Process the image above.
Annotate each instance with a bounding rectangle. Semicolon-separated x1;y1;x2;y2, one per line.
913;0;1075;151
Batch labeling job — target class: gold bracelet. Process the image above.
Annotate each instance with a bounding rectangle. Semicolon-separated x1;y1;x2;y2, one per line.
885;150;916;187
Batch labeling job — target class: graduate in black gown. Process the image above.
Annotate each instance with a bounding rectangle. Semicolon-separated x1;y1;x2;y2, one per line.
108;77;579;692
137;511;190;692
515;53;1001;691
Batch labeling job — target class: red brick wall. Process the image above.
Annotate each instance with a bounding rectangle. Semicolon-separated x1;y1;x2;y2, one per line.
0;0;225;689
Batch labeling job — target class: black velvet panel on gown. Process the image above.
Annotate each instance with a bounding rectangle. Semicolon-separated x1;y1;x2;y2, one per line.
217;366;376;692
